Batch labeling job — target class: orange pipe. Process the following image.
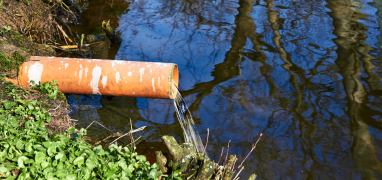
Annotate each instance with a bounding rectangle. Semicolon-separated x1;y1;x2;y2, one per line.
6;56;178;99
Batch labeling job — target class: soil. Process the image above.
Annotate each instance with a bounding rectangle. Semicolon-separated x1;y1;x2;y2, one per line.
0;0;71;133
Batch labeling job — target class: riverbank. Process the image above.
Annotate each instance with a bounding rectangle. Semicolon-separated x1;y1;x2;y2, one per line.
0;0;160;179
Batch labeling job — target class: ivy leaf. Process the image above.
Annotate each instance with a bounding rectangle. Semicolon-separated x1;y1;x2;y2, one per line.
47;146;56;156
0;165;8;174
85;157;97;170
41;160;49;169
46;115;51;122
25;142;33;152
68;127;75;134
73;156;84;167
4;102;16;109
18;156;28;168
55;152;65;160
136;155;146;162
35;152;46;163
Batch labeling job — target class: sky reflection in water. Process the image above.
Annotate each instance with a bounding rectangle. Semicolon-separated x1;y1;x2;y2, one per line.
69;0;382;179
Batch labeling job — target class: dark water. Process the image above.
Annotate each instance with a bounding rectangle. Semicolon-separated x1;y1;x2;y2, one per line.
67;0;382;179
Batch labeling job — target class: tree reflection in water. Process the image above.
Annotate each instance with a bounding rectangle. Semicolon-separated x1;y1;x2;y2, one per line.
69;0;382;179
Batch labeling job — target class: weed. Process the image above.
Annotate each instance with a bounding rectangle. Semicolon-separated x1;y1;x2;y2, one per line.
22;0;30;6
0;26;11;36
31;80;59;100
0;97;162;179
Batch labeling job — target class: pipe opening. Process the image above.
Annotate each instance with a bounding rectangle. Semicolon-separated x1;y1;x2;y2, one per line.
170;64;179;99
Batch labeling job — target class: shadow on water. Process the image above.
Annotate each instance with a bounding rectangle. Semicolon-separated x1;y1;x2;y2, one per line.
66;0;382;179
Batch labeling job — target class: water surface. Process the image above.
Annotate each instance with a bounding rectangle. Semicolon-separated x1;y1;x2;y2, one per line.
69;0;382;179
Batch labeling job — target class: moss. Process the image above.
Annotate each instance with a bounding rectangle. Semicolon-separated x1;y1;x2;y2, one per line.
12;34;24;45
0;51;26;71
90;27;105;35
0;40;9;44
58;91;67;102
19;47;28;53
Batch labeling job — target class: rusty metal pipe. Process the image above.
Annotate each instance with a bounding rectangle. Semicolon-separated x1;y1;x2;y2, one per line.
7;56;179;99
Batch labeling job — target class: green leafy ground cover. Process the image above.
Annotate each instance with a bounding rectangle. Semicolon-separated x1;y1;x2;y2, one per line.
0;78;162;179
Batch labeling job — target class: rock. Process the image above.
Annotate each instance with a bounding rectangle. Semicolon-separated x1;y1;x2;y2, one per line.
101;20;123;44
85;35;103;43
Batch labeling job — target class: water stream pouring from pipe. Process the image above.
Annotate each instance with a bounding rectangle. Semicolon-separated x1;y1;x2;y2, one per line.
173;84;208;158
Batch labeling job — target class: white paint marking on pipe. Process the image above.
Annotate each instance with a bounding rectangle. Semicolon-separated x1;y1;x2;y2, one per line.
75;71;77;76
139;68;145;82
60;61;63;65
128;72;132;76
79;69;83;85
150;70;152;73
154;63;169;68
65;63;69;69
152;78;155;92
158;77;160;88
115;60;125;64
116;72;120;83
112;62;115;66
101;76;108;88
85;67;88;77
25;66;27;73
59;67;61;70
92;66;102;95
28;62;43;85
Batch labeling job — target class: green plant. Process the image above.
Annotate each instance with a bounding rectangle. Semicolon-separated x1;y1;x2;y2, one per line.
22;0;30;6
0;26;11;36
0;51;26;72
3;26;11;32
0;114;162;179
168;169;182;180
31;80;60;100
19;47;28;53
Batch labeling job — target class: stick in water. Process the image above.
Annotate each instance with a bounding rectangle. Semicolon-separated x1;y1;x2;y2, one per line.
236;133;262;171
224;140;231;166
203;128;209;155
217;147;224;165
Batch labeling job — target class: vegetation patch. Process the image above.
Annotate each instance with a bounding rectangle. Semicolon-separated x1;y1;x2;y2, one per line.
0;77;162;179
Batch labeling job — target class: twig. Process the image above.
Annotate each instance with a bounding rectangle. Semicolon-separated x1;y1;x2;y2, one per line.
70;119;78;121
109;126;146;145
127;136;141;146
217;147;224;165
80;34;84;52
224;140;231;166
236;133;262;171
49;104;60;111
232;157;237;171
54;21;71;45
86;120;112;132
233;166;244;180
203;128;209;154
